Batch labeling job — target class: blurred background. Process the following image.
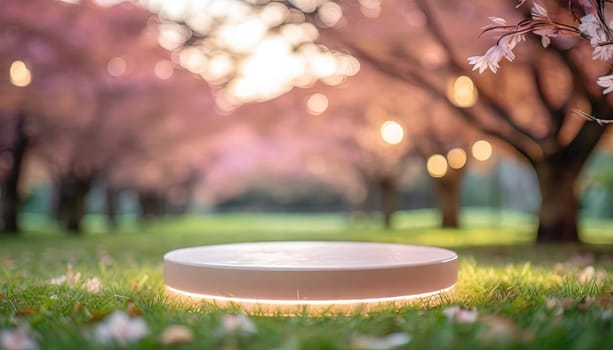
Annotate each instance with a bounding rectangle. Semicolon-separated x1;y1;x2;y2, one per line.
1;0;612;242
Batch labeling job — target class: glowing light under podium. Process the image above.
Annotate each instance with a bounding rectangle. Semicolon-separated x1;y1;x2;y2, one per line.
164;242;457;314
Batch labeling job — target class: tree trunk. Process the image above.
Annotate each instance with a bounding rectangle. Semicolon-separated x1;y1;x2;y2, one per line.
378;176;398;229
351;177;377;224
533;116;608;243
433;167;464;228
359;178;377;215
535;161;579;242
138;191;164;223
105;185;119;231
56;175;92;234
1;114;29;234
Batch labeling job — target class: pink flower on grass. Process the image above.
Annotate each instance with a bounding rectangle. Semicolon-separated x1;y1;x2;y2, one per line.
0;326;38;350
443;306;479;323
85;277;102;293
49;265;81;286
350;332;411;350
93;311;149;345
221;314;257;335
159;325;193;346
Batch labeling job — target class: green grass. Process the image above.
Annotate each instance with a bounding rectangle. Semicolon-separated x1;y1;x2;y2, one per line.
1;209;612;349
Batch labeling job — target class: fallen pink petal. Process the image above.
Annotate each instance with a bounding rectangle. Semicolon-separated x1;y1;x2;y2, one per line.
221;314;257;335
479;315;527;343
0;326;39;350
443;306;479;323
159;325;193;346
93;311;149;345
85;277;102;294
350;332;411;350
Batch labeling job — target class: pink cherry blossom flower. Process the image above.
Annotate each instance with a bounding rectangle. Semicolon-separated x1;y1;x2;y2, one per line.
488;17;507;26
221;314;257;335
85;277;102;293
350;332;411;350
579;14;606;46
468;32;525;73
596;74;613;94
533;26;558;48
93;311;149;345
578;14;613;60
592;45;613;61
159;325;193;346
49;264;81;285
529;2;559;48
468;46;504;73
0;326;38;350
531;2;548;19
443;306;479;323
479;315;531;343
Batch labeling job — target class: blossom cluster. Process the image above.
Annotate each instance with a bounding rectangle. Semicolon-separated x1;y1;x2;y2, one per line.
468;0;613;95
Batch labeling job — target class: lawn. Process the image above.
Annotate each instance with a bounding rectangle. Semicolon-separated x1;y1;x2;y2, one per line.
1;209;612;349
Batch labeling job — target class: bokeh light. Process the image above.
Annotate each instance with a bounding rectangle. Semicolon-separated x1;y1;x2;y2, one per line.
217;18;266;53
447;75;478;108
158;23;190;50
380;120;404;145
9;60;32;87
318;2;343;27
359;0;382;18
154;60;174;80
290;0;317;13
107;57;126;77
427;154;448;178
179;47;207;73
307;93;328;115
204;53;233;82
472;140;492;161
447;148;467;169
337;55;360;76
261;2;289;27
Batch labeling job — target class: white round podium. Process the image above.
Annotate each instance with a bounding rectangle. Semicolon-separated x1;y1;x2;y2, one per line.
164;241;457;314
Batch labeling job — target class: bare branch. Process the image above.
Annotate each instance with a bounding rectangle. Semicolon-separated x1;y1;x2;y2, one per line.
573;108;613;125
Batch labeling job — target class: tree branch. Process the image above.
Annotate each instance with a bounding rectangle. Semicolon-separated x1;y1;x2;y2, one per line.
414;0;541;148
562;99;610;176
339;38;540;164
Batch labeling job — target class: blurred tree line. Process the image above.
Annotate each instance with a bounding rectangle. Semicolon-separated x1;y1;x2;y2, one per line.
1;0;217;234
2;0;613;243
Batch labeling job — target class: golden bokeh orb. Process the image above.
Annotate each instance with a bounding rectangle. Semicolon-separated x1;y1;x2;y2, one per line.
380;120;405;145
471;140;493;161
427;154;448;178
307;93;328;115
447;75;478;108
447;148;467;169
9;60;32;87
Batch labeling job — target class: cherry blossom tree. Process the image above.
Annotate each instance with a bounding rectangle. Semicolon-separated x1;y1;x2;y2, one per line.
209;64;480;228
154;0;488;228
1;0;218;233
0;0;138;233
289;0;611;242
170;0;612;241
192;84;365;213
